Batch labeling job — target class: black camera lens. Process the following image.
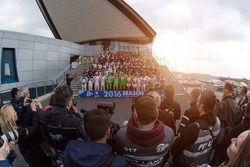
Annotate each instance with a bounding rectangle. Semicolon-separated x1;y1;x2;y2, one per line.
26;99;32;103
0;129;19;147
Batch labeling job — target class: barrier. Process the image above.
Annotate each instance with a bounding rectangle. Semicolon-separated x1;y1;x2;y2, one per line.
79;90;145;98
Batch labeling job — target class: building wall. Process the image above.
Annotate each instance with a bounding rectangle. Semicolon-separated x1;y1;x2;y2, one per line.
0;30;102;91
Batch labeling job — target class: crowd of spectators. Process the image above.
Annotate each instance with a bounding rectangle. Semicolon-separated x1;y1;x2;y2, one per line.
0;71;250;166
80;50;162;92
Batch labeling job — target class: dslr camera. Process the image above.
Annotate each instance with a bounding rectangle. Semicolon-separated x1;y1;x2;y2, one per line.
0;129;19;147
97;102;115;116
97;102;120;138
25;98;33;103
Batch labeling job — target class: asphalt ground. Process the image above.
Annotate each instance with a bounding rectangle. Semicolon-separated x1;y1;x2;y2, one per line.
13;94;191;167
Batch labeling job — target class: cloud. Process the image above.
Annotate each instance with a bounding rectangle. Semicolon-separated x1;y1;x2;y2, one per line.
0;0;250;78
126;0;250;78
0;0;53;37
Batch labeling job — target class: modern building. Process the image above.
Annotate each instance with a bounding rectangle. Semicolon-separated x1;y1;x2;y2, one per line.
0;0;158;102
0;30;102;90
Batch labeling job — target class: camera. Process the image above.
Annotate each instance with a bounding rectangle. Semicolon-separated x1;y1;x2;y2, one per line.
26;98;33;103
97;102;115;116
0;129;19;147
96;102;119;137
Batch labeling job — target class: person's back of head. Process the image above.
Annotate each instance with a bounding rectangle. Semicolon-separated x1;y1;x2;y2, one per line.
84;109;110;142
165;85;174;96
54;85;73;108
241;86;248;95
190;88;201;107
0;104;17;133
196;90;216;125
191;88;202;101
134;95;158;125
224;82;234;95
164;85;174;103
11;88;19;100
147;91;161;109
19;87;30;98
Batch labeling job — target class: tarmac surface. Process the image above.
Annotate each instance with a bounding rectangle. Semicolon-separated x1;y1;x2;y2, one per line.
13;94;191;167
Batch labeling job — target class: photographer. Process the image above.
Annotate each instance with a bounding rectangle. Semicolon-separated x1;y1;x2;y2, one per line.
10;88;23;126
39;85;86;164
0;101;50;167
64;109;128;167
0;104;18;165
19;87;33;127
20;98;51;167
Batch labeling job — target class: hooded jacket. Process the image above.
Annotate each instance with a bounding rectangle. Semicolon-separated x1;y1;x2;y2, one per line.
115;120;174;167
64;140;128;167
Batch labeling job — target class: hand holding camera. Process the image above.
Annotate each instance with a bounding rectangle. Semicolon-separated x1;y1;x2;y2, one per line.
24;96;31;106
30;99;42;112
0;140;10;160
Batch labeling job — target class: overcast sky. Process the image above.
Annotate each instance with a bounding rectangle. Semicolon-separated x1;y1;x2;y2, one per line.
1;0;250;79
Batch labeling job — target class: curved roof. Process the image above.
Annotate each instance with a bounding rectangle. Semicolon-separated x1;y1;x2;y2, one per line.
36;0;156;44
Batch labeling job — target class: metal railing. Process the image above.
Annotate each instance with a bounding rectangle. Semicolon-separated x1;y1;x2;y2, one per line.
0;56;87;105
54;57;83;90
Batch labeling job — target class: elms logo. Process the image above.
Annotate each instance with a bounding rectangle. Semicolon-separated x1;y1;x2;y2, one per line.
156;143;169;153
86;91;94;97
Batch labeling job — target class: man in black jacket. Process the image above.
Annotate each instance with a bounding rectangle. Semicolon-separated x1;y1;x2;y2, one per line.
172;90;221;167
10;88;23;126
64;109;128;167
216;82;239;143
160;85;181;132
18;99;51;167
40;85;86;164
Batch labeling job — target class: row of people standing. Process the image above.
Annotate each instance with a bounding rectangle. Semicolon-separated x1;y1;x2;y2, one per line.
1;87;51;166
0;85;182;167
1;83;249;167
175;82;250;167
80;72;157;92
79;50;161;92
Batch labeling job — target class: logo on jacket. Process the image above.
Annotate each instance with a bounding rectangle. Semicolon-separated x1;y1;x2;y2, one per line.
86;91;93;97
198;139;213;151
49;133;63;141
124;146;137;153
156;143;169;153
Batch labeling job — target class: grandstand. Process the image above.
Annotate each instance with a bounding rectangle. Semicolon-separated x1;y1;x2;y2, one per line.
35;0;185;96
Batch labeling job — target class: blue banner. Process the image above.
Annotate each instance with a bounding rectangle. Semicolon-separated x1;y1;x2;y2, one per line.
78;90;145;98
